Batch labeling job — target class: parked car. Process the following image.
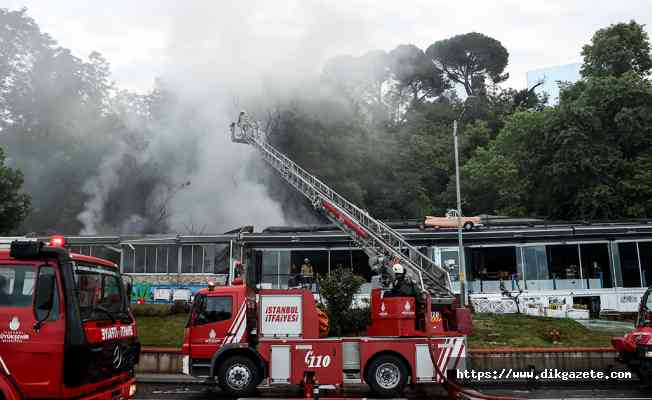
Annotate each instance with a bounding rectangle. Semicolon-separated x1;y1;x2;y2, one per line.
422;209;483;230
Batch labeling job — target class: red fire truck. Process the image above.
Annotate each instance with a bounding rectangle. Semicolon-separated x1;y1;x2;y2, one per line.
0;237;140;400
612;287;652;381
183;282;467;398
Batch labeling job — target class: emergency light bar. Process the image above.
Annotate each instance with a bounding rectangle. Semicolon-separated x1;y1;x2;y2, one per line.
4;235;67;258
49;235;66;247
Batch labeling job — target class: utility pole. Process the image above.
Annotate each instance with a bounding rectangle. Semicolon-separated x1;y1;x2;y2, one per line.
453;119;467;308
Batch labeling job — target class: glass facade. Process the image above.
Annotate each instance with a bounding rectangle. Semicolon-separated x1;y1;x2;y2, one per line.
252;248;372;289
120;242;230;275
247;240;652;293
459;241;648;293
83;235;651;294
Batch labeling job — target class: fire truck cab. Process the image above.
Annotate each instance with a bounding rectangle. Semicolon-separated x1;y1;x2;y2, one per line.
0;238;140;400
613;287;652;381
182;281;466;398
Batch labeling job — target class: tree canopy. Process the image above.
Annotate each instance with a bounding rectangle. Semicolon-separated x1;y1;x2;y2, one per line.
3;8;652;235
581;20;652;78
426;32;509;96
0;147;30;234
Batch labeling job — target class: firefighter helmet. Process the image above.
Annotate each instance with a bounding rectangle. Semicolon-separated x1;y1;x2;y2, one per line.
392;263;405;275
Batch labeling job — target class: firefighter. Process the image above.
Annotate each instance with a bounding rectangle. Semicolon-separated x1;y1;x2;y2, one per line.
301;258;314;287
387;263;418;297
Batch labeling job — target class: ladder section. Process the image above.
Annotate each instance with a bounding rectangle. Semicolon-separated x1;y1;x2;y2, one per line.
230;112;453;302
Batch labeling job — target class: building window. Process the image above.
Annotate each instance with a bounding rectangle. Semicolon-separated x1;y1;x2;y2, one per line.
156;247;169;274
290;250;328;280
618;242;641;288
433;247;460;282
214;244;229;275
182;246;193;273
640;242;652;286
135;246;146;273
470;246;517;281
145;246;156;273
92;247;121;265
121;245;176;274
547;244;580;280
518;245;549;290
180;245;225;274
329;249;371;282
580;243;612;288
122;246;135;273
260;250;279;287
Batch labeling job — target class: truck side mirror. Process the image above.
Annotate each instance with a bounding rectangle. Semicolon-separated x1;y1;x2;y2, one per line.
34;274;55;329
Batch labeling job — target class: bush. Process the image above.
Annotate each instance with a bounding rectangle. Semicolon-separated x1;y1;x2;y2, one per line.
343;304;371;336
171;300;189;314
318;268;365;336
131;304;173;317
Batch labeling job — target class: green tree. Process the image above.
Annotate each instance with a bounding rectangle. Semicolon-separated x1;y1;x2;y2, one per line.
317;268;365;336
581;20;652;78
386;44;448;124
426;32;509;96
458;111;545;217
0;147;31;233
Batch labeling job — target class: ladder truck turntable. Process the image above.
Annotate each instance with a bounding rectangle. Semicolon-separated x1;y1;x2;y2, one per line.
181;112;489;399
0;236;140;400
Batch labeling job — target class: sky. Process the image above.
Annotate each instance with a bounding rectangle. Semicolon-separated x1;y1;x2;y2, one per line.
6;0;652;94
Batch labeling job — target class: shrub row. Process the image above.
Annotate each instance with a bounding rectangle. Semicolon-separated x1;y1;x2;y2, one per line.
131;300;188;317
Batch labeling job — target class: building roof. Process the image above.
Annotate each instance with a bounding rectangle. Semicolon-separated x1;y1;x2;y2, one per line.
55;220;652;248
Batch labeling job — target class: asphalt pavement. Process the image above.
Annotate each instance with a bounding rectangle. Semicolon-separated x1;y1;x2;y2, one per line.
134;380;652;400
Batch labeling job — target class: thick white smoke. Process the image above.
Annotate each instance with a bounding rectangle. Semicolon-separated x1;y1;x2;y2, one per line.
75;0;375;234
155;1;373;233
78;142;131;235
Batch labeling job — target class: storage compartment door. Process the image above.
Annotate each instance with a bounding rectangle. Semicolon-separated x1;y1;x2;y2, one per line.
415;344;435;382
270;345;291;384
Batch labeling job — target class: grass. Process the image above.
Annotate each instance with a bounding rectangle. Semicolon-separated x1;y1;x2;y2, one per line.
136;314;188;347
134;312;630;348
468;313;628;348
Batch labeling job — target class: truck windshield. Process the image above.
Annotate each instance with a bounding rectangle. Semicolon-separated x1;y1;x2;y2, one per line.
73;262;129;322
0;265;35;307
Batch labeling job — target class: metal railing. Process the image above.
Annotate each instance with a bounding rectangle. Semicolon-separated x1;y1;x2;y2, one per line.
231;112;453;302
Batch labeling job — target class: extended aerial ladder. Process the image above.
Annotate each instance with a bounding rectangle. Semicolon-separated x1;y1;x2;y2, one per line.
230;112;454;304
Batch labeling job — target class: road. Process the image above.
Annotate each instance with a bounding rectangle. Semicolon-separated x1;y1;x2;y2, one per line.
135;381;652;399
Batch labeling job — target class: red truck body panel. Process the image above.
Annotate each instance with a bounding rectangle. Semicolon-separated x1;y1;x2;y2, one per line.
0;247;138;399
256;335;466;386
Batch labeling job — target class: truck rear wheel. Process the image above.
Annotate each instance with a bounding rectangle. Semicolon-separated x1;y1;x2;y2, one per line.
216;355;259;397
463;222;474;231
366;354;408;398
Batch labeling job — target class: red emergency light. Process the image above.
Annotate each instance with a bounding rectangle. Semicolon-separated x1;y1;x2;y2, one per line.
49;235;66;247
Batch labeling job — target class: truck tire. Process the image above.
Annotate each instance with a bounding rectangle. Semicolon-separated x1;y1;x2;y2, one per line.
366;354;408;398
463;222;474;231
216;355;260;397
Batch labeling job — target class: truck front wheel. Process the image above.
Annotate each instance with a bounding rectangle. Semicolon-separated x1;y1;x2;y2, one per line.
366;355;408;398
217;355;260;397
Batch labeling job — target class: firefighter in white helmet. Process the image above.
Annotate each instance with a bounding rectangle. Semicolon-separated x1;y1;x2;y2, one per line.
386;263;418;298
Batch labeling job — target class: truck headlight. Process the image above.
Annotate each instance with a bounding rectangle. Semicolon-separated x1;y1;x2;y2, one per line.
129;383;137;398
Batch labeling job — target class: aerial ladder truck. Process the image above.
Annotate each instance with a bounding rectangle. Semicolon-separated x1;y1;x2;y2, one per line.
181;112;518;400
